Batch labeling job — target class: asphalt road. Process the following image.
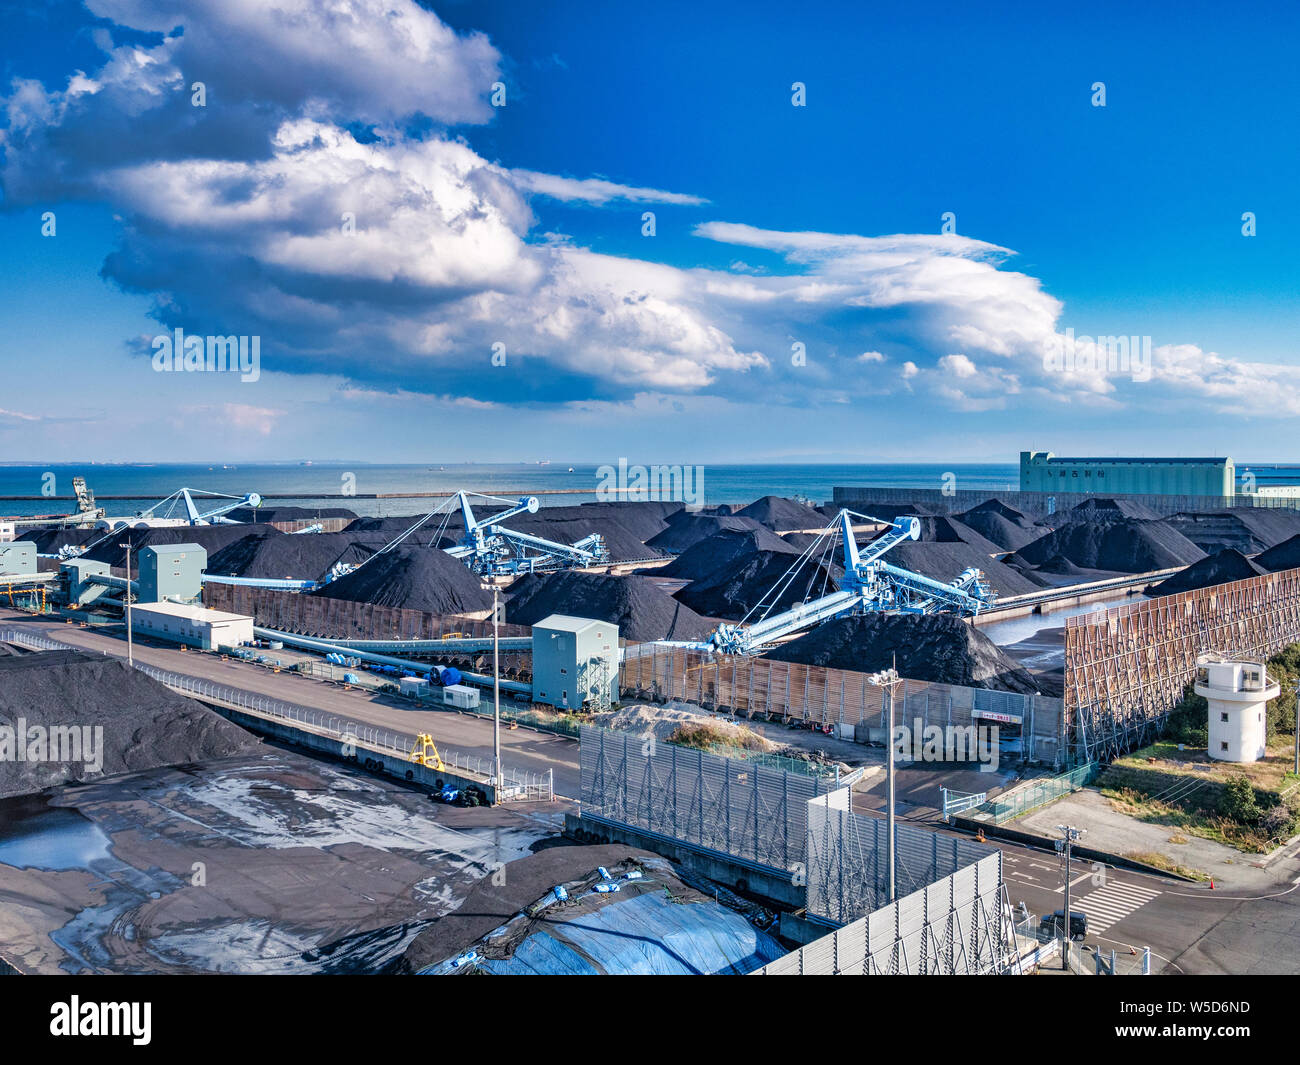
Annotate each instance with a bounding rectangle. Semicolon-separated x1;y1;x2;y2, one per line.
6;608;1300;974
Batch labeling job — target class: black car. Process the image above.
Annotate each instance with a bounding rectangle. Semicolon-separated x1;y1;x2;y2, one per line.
1039;909;1087;942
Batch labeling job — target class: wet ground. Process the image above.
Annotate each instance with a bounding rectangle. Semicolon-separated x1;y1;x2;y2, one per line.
0;751;565;974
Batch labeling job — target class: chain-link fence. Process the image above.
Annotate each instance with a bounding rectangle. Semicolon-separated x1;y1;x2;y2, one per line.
974;761;1100;824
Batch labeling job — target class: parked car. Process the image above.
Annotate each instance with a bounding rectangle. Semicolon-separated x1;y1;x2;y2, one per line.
1038;909;1087;942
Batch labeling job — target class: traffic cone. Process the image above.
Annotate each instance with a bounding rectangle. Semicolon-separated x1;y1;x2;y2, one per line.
1209;879;1215;890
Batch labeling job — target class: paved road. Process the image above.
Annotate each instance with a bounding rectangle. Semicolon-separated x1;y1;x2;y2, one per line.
7;608;1300;974
0;611;581;797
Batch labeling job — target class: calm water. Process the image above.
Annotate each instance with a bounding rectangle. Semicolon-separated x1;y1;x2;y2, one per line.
0;462;1019;518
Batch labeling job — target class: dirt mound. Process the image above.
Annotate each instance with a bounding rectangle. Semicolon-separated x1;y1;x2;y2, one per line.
1009;518;1205;573
0;649;262;799
1068;497;1161;521
80;524;283;568
207;531;377;582
659;527;797;581
1254;534;1300;573
310;546;492;614
763;614;1040;694
1150;549;1267;596
505;572;711;642
604;704;778;750
883;541;1045;596
735;495;827;531
646;514;765;554
1165;510;1300;554
674;550;842;621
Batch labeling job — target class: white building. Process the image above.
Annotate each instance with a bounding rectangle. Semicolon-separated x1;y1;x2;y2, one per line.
1194;654;1279;763
130;601;254;651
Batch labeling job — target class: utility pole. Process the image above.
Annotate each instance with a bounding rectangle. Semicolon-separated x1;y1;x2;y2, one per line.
1057;824;1086;971
492;582;501;789
1293;685;1298;777
870;663;900;904
120;542;134;667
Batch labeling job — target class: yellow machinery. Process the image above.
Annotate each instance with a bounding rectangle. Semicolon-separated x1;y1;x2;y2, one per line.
409;733;446;771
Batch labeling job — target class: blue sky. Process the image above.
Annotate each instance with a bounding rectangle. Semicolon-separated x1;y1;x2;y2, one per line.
1;0;1297;464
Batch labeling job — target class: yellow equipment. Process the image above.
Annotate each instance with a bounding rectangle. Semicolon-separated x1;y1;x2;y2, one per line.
410;733;445;771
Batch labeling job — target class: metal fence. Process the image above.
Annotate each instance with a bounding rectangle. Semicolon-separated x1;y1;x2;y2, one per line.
973;761;1101;824
0;627;553;802
805;793;998;923
753;851;1013;975
579;724;828;873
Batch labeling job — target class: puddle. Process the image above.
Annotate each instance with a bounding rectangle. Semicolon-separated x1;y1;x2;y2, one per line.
0;796;112;871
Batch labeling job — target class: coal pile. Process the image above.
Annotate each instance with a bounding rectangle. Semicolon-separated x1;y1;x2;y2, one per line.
17;527;102;554
1008;518;1205;574
781;532;823;551
1150;549;1267;596
1068;497;1161;521
576;500;684;542
885;541;1046;595
207;531;377;582
1036;554;1088;576
228;505;357;523
659;527;797;581
956;499;1045;552
841;502;946;523
505;572;711;642
764;614;1040;694
497;510;663;562
0;648;262;799
901;516;1005;556
1165;509;1300;555
311;547;492;615
81;524;283;568
735;496;827;531
646;514;766;554
1255;534;1300;573
675;550;841;621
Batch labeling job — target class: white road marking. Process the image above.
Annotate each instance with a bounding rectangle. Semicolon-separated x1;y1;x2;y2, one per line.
1072;880;1161;933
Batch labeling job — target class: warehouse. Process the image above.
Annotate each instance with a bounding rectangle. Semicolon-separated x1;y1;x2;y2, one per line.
130;601;254;651
1019;451;1234;498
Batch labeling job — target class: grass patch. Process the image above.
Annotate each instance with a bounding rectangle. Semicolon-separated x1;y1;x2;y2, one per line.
1099;784;1289;854
666;720;770;753
1123;851;1209;881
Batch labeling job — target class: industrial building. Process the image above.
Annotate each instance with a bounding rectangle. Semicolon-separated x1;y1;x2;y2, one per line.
138;543;206;603
531;614;618;712
1020;451;1235;497
0;542;36;577
1194;655;1278;764
130;601;254;651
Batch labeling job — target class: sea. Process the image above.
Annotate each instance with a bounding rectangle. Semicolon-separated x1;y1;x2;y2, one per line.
0;462;1020;519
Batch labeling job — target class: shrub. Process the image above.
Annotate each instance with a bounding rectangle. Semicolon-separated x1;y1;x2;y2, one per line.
1220;775;1261;824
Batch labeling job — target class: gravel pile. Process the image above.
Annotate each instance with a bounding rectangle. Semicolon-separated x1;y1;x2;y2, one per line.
505;572;712;642
1008;518;1205;573
207;531;377;582
646;514;766;554
0;648;262;799
735;496;827;531
1150;549;1267;596
311;547;493;614
763;613;1041;693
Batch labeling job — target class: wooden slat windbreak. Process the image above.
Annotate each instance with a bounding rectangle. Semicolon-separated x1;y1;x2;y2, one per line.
1064;565;1300;760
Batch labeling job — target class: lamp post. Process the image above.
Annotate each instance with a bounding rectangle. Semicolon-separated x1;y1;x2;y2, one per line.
119;542;133;667
492;583;501;789
869;663;900;903
1056;824;1086;971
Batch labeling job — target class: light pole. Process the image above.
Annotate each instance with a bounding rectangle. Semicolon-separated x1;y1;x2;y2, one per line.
492;582;501;789
120;542;133;667
1057;824;1086;971
870;664;900;903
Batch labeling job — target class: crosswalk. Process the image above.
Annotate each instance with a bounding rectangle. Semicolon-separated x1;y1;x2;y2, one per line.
1072;879;1161;933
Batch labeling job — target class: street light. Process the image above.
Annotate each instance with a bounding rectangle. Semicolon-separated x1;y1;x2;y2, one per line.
1056;824;1087;971
119;542;134;667
868;662;900;903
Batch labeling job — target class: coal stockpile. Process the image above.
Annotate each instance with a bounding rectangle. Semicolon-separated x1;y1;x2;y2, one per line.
885;541;1046;595
311;546;493;615
842;502;946;523
781;532;822;551
674;550;841;621
1068;497;1161;521
646;514;765;554
1165;509;1300;555
1008;518;1205;574
1255;534;1300;572
576;500;684;542
505;572;711;641
956;499;1045;552
0;648;262;799
81;524;283;568
659;527;797;581
735;495;827;531
902;516;1004;556
764;613;1041;694
1150;549;1267;596
1036;554;1088;576
17;526;102;554
498;511;663;562
207;531;377;582
228;505;357;523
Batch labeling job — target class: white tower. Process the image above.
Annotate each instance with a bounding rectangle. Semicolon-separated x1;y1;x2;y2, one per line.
1194;654;1278;763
